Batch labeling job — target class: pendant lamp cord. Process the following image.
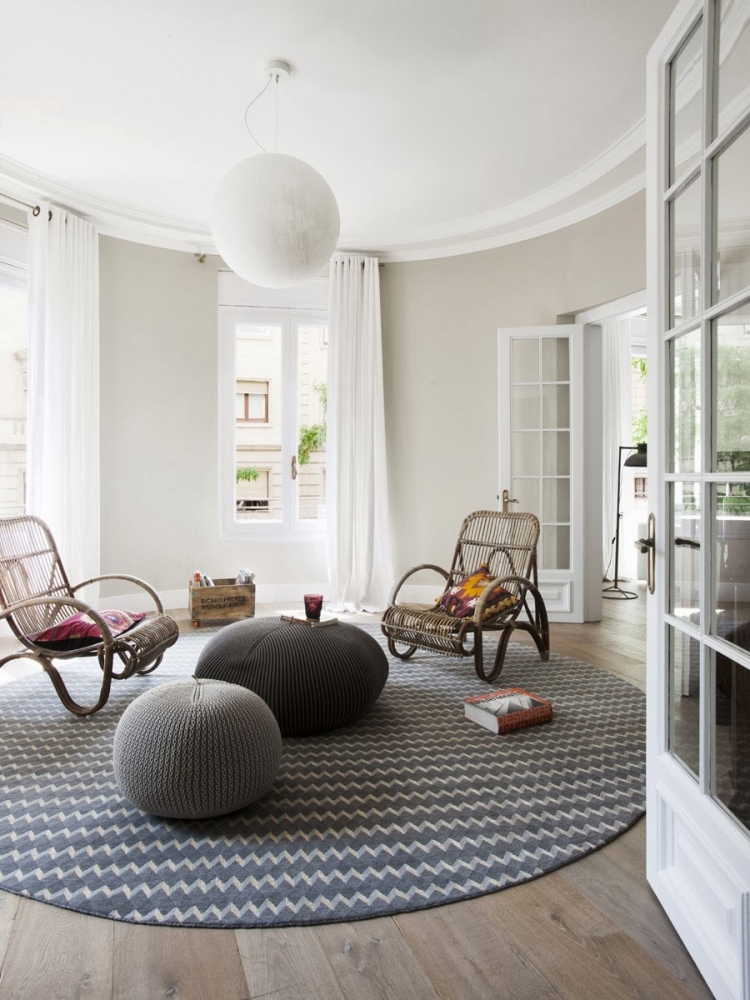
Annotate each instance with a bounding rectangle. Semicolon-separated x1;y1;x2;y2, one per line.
243;76;273;154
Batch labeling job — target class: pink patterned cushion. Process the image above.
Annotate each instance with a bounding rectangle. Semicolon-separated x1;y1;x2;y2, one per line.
28;610;146;651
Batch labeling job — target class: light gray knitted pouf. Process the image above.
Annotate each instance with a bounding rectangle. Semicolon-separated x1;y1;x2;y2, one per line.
113;678;282;820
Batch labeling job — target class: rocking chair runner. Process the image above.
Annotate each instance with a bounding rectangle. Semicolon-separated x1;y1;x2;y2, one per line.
0;515;179;717
381;510;550;683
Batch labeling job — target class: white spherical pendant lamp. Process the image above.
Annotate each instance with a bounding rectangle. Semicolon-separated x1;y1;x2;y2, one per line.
211;152;340;289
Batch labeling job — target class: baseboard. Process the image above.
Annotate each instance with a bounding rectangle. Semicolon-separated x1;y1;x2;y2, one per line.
95;583;331;613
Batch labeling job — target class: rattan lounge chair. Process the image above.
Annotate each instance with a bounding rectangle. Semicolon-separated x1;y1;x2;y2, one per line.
0;514;179;716
381;510;550;683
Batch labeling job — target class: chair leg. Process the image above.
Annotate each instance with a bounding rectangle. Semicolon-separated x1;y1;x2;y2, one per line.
475;626;514;684
136;654;163;675
0;648;115;717
387;638;417;660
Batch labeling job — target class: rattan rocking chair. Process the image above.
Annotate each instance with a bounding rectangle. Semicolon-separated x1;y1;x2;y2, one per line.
0;515;179;716
381;510;550;683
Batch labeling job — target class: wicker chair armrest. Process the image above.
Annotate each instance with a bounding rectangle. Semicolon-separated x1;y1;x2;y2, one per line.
71;574;164;613
473;574;535;624
388;564;450;606
0;595;116;649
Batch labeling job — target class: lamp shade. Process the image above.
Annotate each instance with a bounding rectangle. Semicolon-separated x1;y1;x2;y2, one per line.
211;152;340;289
624;442;648;467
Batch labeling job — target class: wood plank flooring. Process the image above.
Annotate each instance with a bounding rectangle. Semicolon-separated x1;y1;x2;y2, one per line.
0;592;714;1000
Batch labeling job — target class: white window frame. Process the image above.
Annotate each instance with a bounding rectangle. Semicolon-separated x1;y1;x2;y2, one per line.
219;305;328;541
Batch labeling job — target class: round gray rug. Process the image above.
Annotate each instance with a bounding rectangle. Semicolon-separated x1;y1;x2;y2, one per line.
0;623;645;928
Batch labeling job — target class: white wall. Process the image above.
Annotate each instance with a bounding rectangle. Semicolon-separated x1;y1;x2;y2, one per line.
98;192;646;603
98;239;327;602
380;191;647;578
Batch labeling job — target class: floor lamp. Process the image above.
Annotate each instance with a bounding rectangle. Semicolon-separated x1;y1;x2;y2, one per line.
603;442;648;600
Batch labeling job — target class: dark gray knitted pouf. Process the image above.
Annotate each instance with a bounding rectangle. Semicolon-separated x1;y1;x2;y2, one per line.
194;618;389;736
113;678;282;819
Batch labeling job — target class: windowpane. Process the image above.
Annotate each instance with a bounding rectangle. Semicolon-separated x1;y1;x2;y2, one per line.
542;525;570;570
714;483;750;651
512;385;540;429
670;178;702;327
715;648;750;830
716;0;750;138
512;478;540;518
235;324;282;522
714;125;750;304
714;303;750;472
541;337;570;381
669;481;701;623
512;339;539;382
542;384;570;428
670;20;703;185
0;284;28;517
513;432;540;477
670;327;701;474
542;431;570;476
668;625;701;779
297;324;328;522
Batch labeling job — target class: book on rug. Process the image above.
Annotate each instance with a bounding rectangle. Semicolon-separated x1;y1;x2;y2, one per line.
279;611;339;627
462;687;553;734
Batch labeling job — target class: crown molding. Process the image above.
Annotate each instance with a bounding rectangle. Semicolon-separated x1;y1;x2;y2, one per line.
0;116;647;261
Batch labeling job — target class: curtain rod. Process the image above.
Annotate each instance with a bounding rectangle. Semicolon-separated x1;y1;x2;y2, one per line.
0;192;38;214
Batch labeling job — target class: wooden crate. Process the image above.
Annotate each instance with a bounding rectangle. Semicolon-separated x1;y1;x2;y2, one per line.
189;578;256;626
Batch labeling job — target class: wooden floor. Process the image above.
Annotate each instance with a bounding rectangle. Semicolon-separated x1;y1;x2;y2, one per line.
0;591;715;1000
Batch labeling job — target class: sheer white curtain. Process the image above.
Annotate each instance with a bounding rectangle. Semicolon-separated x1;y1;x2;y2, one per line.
26;205;99;585
326;253;393;612
601;320;632;579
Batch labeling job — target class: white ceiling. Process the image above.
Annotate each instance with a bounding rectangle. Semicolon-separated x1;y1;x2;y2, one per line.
0;0;676;259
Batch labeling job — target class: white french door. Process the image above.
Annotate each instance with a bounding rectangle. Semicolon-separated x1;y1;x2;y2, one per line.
647;2;750;997
497;325;602;623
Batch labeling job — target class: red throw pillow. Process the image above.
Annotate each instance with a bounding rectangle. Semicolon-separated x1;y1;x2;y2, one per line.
439;564;518;621
28;610;146;651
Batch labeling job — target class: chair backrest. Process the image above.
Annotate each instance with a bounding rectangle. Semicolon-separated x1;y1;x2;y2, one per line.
448;510;540;599
0;515;74;638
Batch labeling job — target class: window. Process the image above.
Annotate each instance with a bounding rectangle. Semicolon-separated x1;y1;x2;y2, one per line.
0;254;28;518
220;306;328;539
634;476;647;500
236;380;269;422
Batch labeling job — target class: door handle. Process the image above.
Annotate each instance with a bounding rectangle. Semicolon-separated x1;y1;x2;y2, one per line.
502;489;519;514
291;454;297;480
634;512;656;594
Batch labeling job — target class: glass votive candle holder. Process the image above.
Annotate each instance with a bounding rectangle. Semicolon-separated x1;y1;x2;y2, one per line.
303;594;323;620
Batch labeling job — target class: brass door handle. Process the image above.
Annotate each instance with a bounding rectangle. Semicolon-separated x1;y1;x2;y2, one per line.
291;455;297;480
502;489;519;514
635;513;656;594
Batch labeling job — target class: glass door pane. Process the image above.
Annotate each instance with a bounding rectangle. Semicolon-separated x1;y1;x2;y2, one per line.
235;323;283;522
714;124;750;303
668;624;701;779
716;0;750;136
714;302;750;472
296;324;328;522
714;483;750;646
670;19;703;185
670;327;701;473
670;482;701;622
670;178;702;326
715;648;750;829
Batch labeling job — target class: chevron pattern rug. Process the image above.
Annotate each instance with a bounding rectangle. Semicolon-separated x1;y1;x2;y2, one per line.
0;623;645;927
